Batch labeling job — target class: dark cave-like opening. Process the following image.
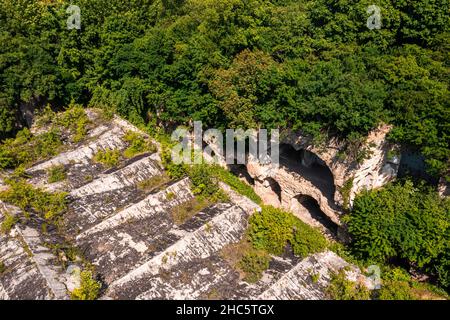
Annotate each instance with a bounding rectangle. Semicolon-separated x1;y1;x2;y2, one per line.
294;194;338;236
266;177;282;202
279;144;336;201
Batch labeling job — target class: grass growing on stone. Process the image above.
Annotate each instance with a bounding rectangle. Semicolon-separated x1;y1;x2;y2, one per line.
222;237;271;283
0;179;68;221
0;128;63;170
0;212;18;234
326;268;371;300
70;270;101;300
248;205;328;258
0;106;92;171
137;174;170;192
170;163;230;225
47;165;67;183
170;196;214;225
53;105;91;143
122;131;157;158
210;165;262;204
0;260;5;274
93;148;120;168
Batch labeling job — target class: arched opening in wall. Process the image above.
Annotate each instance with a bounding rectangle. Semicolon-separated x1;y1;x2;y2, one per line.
279;144;336;202
266;177;282;203
292;195;338;237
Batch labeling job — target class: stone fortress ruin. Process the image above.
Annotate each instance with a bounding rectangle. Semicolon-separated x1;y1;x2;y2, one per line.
0;109;396;300
242;125;400;239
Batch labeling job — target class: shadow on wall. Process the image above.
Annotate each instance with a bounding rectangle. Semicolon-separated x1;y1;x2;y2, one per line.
279;144;336;200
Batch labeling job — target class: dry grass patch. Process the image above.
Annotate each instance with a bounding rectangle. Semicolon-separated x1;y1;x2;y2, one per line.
137;174;170;192
221;237;271;283
170;196;213;225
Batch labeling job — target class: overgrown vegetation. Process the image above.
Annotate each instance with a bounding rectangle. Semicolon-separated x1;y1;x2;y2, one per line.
326;269;371;300
122;131;157;158
340;178;354;211
0;0;447;179
160;142;187;180
188;164;221;197
0;128;62;170
0;105;91;170
45;242;82;270
210;165;262;204
377;268;449;300
249;206;328;258
47;165;67;183
137;174;170;192
0;0;448;299
93;148;120;168
345;180;450;290
224;205;328;284
221;238;271;284
239;250;271;283
0;180;68;221
169;163;229;225
0;212;18;234
170;196;214;226
70;270;101;300
52;105;91;143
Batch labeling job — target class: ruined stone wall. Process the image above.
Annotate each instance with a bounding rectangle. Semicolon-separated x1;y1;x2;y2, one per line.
244;124;399;228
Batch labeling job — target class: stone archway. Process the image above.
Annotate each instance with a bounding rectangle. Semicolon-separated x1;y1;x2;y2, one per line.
253;177;283;208
279;144;336;202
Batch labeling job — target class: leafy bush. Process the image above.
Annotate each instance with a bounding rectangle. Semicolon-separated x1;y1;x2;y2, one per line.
249;206;328;257
377;268;414;300
70;270;101;300
122;131;157;158
160;144;187;179
1;212;18;234
326;269;371;300
47;165;67;183
291;222;328;258
238;250;271;283
0;128;62;170
93;148;120;168
376;267;447;300
188;164;220;197
55;105;90;143
345;180;450;288
0;180;68;221
210;165;262;204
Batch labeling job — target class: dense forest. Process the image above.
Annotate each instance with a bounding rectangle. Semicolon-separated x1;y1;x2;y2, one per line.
0;0;448;180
